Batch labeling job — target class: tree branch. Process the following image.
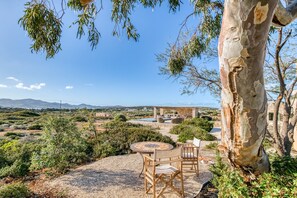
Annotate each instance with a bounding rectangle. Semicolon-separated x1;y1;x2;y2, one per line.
272;0;297;27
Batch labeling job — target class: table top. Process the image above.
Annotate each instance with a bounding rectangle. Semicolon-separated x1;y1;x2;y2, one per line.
130;141;174;154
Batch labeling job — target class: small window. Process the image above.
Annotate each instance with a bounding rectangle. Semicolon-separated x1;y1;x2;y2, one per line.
269;113;274;121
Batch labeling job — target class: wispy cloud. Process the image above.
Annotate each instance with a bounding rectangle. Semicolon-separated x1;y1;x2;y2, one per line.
0;84;7;88
85;83;94;87
6;76;19;82
65;85;74;90
16;83;46;91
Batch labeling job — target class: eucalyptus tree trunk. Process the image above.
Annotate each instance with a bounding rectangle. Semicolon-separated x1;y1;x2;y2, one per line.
218;0;279;175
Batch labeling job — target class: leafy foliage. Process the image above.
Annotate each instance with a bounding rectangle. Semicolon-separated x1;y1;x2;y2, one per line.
102;120;149;130
170;117;215;142
0;183;31;198
178;126;216;142
19;0;181;58
114;114;127;122
72;115;88;122
183;117;213;132
205;142;218;150
92;120;175;158
19;1;62;59
210;153;297;197
30;116;87;173
0;140;40;178
71;3;100;50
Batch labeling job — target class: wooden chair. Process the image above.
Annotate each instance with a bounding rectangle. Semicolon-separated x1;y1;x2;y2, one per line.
144;147;184;198
181;137;201;175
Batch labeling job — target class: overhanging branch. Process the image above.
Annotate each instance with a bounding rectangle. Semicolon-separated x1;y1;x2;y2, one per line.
272;0;297;27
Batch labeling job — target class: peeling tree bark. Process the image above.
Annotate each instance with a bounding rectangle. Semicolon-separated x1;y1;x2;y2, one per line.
218;0;279;175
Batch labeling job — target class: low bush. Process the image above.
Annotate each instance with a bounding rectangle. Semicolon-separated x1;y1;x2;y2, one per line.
1;124;10;128
157;117;164;123
92;121;175;158
210;153;297;197
182;118;213;132
27;124;43;130
72;115;88;122
171;117;184;124
205;142;218;150
114;114;127;122
0;183;30;198
4;132;26;139
177;127;216;142
170;124;191;135
0;140;40;178
102;120;142;130
14;110;40;117
15;125;27;130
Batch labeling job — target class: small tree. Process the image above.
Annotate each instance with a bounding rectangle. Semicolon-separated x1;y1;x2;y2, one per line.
265;26;297;156
30;116;87;172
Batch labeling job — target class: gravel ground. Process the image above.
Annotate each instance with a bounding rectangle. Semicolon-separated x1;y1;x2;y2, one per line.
46;124;220;198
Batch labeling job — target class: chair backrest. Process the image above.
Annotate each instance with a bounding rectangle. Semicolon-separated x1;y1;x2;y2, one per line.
193;137;201;147
154;147;181;161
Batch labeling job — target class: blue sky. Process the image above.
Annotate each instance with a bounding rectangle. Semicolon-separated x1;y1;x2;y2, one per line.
0;1;219;107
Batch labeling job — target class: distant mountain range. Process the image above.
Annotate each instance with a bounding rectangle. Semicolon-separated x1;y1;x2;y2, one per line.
0;98;111;109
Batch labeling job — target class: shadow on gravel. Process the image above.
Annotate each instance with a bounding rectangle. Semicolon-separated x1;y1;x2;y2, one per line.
60;169;142;192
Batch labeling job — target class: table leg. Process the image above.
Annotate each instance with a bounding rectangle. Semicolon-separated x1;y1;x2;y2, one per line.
139;153;145;178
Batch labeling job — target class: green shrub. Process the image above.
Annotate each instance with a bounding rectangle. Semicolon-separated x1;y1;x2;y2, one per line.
182;118;213;132
170;124;192;135
210;153;297;197
14;110;40;117
93;142;117;158
102;120;142;130
0;149;9;169
4;132;25;139
157;117;164;123
205;142;218;150
178;127;216;142
171;117;184;124
27;124;43;130
92;121;175;158
0;159;30;178
0;140;40;178
114;114;127;122
170;117;215;142
30;117;87;173
0;183;30;198
201;115;212;121
6;116;23;121
72;115;88;122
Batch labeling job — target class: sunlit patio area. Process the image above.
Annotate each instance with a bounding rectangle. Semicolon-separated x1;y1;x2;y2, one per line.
43;125;221;198
46;151;215;198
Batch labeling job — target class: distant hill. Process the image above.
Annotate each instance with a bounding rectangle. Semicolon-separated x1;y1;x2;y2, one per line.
0;98;105;109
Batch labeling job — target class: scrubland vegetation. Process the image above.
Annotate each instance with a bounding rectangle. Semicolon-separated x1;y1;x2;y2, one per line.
0;107;173;196
169;117;216;142
2;107;295;197
210;152;297;197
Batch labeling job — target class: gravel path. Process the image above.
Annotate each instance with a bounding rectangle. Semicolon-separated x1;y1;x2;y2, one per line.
46;124;220;198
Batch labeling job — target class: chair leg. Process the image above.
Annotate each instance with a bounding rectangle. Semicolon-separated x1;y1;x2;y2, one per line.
180;171;185;197
153;180;156;198
144;177;147;193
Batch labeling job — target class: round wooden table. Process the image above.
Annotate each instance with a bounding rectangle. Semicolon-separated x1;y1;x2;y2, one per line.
130;141;174;177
